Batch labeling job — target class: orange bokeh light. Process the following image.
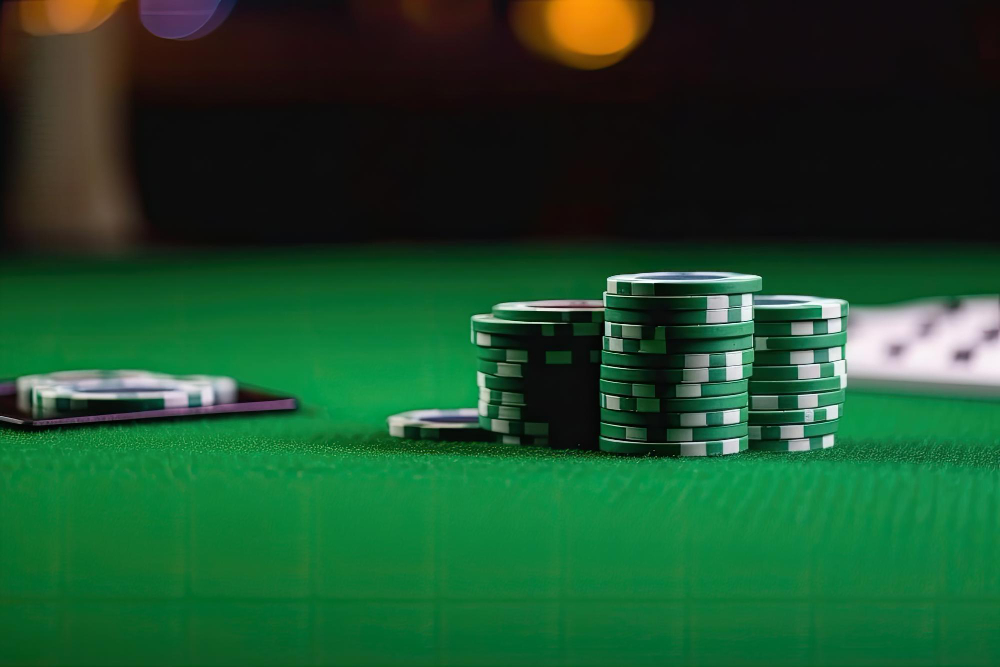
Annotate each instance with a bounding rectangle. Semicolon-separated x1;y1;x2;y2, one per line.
19;0;124;35
511;0;653;70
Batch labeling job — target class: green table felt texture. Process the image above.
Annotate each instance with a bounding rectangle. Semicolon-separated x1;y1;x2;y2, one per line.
1;244;999;666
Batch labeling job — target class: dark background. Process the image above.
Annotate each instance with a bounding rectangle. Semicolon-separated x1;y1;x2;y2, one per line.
6;0;1000;244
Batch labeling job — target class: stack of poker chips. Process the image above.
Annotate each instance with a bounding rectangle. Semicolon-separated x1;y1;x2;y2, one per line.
17;369;238;419
748;296;849;452
599;272;763;457
472;300;603;448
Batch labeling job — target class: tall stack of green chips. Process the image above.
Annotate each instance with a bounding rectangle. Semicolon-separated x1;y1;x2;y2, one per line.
599;272;763;456
748;295;850;452
472;301;603;448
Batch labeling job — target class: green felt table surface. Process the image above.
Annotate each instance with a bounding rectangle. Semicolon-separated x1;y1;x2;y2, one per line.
1;243;999;666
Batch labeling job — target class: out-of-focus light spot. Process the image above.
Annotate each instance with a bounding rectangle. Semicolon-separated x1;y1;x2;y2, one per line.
546;0;639;56
510;0;653;70
139;0;236;40
19;0;124;35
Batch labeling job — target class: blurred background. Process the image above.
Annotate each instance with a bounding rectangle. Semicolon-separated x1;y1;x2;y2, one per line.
2;0;1000;251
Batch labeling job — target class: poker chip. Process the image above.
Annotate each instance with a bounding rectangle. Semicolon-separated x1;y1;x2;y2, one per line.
491;300;604;323
754;331;848;351
606;272;763;296
598;435;749;457
476;346;599;365
603;320;754;339
599;393;748;414
598;407;747;429
599;345;754;368
753;346;845;366
749;388;845;411
755;318;845;336
603;292;754;311
748;375;848;395
749;434;836;452
599;378;748;399
752;295;849;321
603;306;753;325
749;419;840;441
748;403;843;425
471;313;600;338
387;408;491;441
600;363;751;384
30;376;216;419
751;360;847;381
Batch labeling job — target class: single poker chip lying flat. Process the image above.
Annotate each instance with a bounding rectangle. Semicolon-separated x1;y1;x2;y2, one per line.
387;408;492;441
748;374;847;395
600;362;751;384
752;346;845;366
471;330;601;350
599;344;754;368
748;403;843;425
491;300;604;323
749;434;836;452
751;360;846;381
599;378;748;399
754;317;845;336
598;407;747;430
599;435;748;456
606;272;763;296
749;389;845;411
599;392;748;414
602;306;753;325
603;320;754;339
749;419;840;441
471;313;600;338
754;331;847;351
476;346;598;365
753;295;849;321
30;376;218;418
603;292;754;311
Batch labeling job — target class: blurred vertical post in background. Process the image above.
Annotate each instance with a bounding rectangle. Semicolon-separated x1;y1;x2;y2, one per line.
4;1;141;251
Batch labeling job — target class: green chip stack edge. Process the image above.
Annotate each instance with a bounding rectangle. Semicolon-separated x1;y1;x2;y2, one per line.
472;300;604;448
599;272;763;457
748;295;850;452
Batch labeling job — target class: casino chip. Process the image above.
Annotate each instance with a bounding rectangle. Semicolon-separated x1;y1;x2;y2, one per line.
30;376;216;419
387;408;491;441
606;272;763;296
473;300;602;448
598;435;749;457
747;294;849;451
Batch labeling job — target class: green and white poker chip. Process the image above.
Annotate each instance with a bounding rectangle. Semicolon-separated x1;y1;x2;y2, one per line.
478;415;550;436
748;403;843;425
598;406;747;429
595;418;748;442
599;435;748;456
749;388;845;411
749;434;836;452
607;272;763;296
603;336;753;356
478;400;550;421
471;313;601;338
752;346;845;366
753;295;849;321
471;330;601;350
600;362;751;384
748;374;847;395
493;433;550;447
599;392;748;414
599;378;748;399
476;346;598;365
754;331;847;351
30;375;217;419
603;320;754;339
387;408;491;441
755;318;845;336
603;292;754;310
600;343;754;367
749;419;839;440
476;358;598;379
603;306;753;325
491;300;604;323
751;360;847;381
478;387;527;405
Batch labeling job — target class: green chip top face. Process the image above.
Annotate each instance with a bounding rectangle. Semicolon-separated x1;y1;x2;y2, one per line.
491;300;604;323
607;272;763;296
753;295;849;321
